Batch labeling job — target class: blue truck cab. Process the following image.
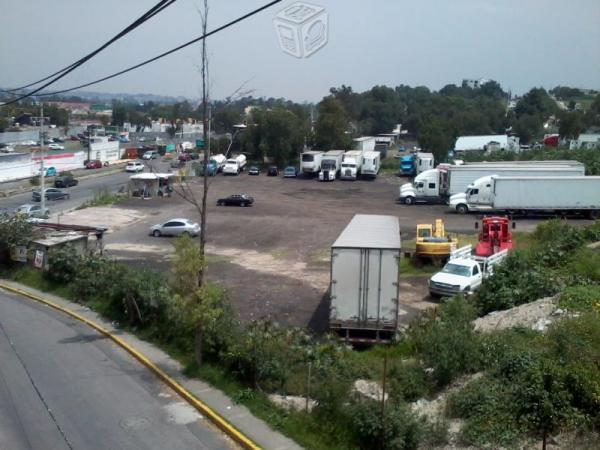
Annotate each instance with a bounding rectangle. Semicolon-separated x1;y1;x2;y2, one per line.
399;155;416;176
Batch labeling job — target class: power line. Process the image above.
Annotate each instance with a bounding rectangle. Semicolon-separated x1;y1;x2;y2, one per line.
1;0;283;106
0;0;177;99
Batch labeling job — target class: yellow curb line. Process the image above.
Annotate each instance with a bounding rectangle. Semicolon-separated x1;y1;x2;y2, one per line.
0;282;260;450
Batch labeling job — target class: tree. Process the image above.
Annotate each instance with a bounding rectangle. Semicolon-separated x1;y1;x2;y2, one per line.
314;97;352;150
417;119;454;163
558;111;583;140
0;213;32;262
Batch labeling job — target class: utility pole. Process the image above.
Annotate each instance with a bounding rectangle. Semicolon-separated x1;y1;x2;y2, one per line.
39;103;45;214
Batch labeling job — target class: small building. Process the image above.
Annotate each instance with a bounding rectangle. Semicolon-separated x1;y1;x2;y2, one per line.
462;78;491;89
30;232;89;270
569;134;600;150
454;135;520;153
89;136;120;163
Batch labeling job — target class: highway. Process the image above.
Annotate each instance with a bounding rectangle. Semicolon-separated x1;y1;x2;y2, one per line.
0;289;234;450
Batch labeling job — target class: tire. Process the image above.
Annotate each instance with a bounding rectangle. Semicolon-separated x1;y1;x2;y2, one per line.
153;230;161;237
181;231;190;237
456;204;468;214
404;196;414;205
241;202;247;207
217;201;223;206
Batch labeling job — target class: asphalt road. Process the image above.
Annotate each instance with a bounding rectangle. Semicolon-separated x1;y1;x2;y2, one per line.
2;171;135;214
0;289;234;450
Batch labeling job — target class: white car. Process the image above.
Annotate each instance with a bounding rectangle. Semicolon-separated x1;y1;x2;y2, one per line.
48;143;65;150
142;151;158;160
150;218;200;237
428;258;483;298
126;161;144;173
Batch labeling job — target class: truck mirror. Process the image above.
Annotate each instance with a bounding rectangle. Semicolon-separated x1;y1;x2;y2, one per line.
474;222;479;229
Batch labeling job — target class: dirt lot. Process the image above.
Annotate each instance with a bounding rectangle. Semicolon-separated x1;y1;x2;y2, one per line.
59;170;581;333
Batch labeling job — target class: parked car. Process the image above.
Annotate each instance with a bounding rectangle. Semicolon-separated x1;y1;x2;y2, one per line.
142;150;158;160
35;166;57;177
126;161;145;172
216;194;254;207
52;137;65;143
284;166;297;178
149;218;200;237
32;188;70;202
16;203;49;219
138;137;146;142
248;166;261;175
267;166;279;176
48;143;65;150
85;159;103;169
54;174;79;188
118;136;130;143
70;135;80;141
178;153;192;162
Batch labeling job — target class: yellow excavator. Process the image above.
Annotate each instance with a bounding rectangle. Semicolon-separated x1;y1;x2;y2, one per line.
415;219;458;261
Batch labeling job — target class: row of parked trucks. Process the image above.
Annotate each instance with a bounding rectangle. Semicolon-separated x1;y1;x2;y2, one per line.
398;160;599;219
302;149;381;181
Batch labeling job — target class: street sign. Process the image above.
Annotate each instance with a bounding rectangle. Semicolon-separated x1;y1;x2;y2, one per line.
196;139;204;149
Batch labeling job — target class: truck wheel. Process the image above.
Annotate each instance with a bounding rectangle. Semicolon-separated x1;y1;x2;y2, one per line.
404;196;414;205
456;204;468;214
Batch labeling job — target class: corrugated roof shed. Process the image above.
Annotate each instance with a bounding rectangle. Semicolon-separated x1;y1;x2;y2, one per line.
333;214;401;249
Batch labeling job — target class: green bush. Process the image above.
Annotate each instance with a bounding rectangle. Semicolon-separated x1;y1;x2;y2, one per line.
45;245;81;284
388;361;430;402
349;397;423;450
408;296;481;387
559;285;600;312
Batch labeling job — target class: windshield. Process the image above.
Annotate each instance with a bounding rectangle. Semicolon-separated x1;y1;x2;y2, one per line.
302;154;314;162
441;263;472;277
322;160;335;170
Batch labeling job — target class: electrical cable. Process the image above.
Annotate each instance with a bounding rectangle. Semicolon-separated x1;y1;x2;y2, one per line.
0;0;283;106
0;0;177;99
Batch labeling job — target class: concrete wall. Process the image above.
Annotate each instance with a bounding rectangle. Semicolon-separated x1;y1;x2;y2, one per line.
0;152;34;182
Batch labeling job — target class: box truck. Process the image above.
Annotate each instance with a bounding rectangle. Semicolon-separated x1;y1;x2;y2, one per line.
448;175;600;218
301;151;324;175
361;151;381;178
330;214;401;343
319;150;345;181
340;150;364;180
399;161;585;205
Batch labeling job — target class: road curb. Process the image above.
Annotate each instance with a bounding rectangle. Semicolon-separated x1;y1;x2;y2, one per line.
0;282;261;450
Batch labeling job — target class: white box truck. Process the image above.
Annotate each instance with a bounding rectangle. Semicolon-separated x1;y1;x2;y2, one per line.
340;150;364;180
361;151;381;178
223;154;247;175
301;151;324;175
399;161;586;205
416;152;434;174
319;150;345;181
330;214;401;343
448;175;600;218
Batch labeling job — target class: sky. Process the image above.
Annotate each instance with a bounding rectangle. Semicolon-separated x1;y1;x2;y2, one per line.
1;0;599;103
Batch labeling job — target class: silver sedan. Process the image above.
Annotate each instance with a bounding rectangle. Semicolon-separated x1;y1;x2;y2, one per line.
149;218;200;237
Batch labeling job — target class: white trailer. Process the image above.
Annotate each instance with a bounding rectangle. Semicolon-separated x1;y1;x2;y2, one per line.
340;150;364;180
449;176;600;218
400;161;587;205
222;154;247;175
353;136;376;152
361;151;381;178
330;214;401;343
319;150;345;181
301;151;324;175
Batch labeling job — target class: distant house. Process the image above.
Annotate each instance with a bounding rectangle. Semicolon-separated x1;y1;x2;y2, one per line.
454;135;520;153
15;113;34;126
569;134;600;150
462;78;490;89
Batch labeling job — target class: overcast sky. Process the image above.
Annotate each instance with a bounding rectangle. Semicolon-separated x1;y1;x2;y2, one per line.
1;0;599;102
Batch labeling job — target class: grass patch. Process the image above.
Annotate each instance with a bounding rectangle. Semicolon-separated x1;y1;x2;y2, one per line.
9;266;72;299
270;248;291;259
204;254;232;264
76;188;124;210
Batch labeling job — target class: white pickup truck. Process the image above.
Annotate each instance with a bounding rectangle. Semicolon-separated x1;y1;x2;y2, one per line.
428;245;507;298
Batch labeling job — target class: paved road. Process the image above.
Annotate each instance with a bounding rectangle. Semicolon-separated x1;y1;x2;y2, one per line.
0;289;234;450
0;159;171;215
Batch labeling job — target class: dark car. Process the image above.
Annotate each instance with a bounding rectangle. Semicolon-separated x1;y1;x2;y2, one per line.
216;194;254;207
53;137;65;143
267;166;279;176
54;174;78;188
178;153;192;162
70;135;80;141
85;159;103;169
248;166;260;175
32;188;70;202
